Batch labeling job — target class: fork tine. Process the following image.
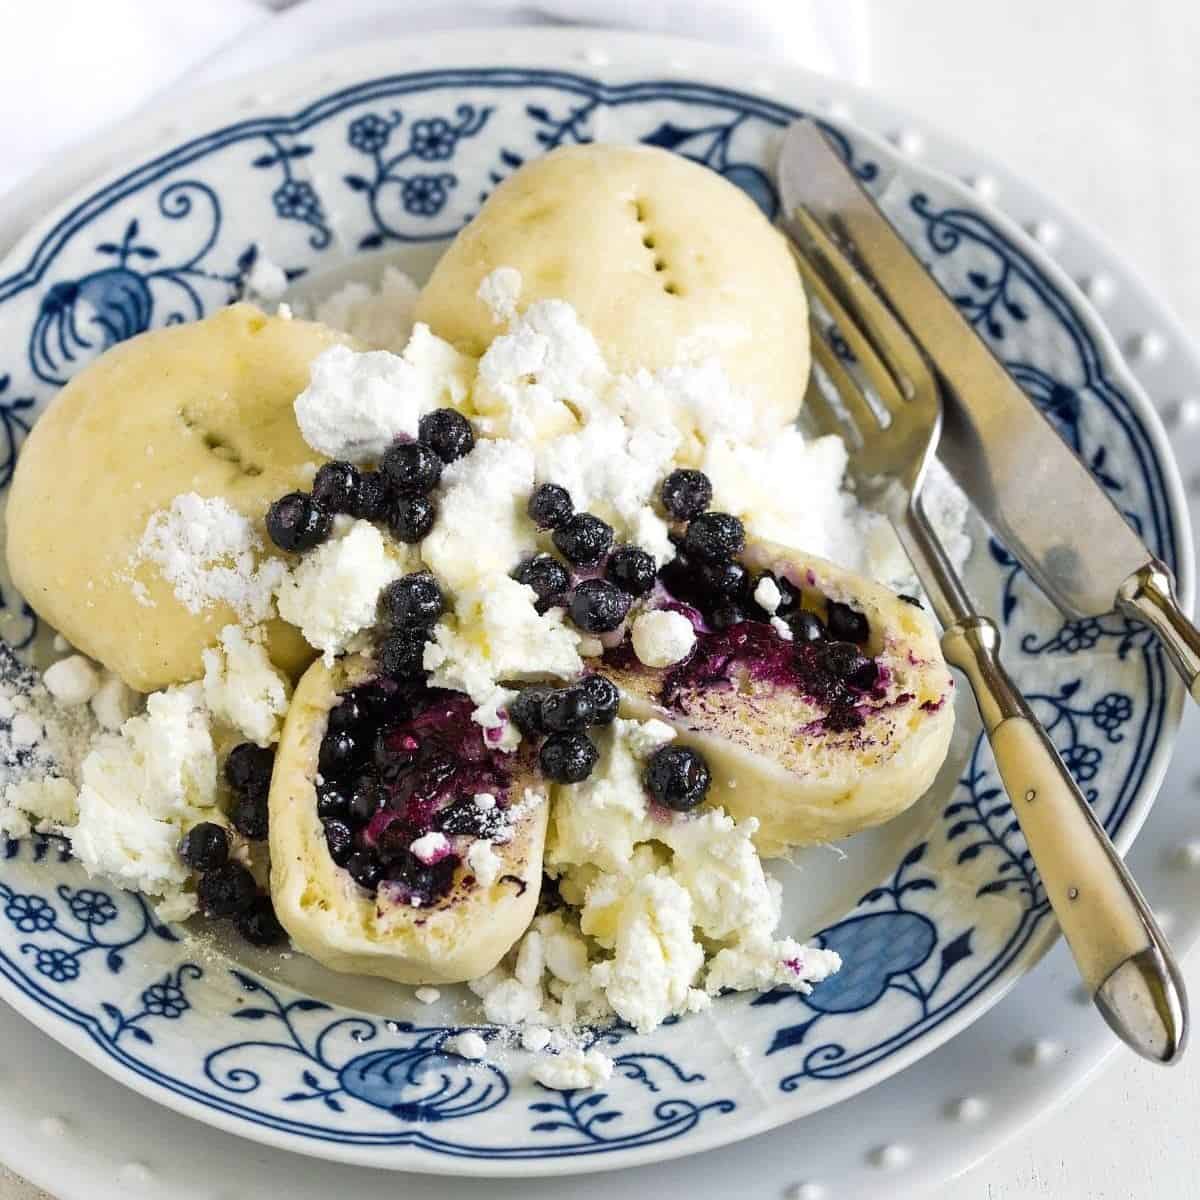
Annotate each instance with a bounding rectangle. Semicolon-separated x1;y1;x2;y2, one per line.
807;319;876;438
792;243;908;417
791;207;932;407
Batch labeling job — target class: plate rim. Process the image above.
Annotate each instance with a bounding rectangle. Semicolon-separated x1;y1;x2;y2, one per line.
0;25;1190;1177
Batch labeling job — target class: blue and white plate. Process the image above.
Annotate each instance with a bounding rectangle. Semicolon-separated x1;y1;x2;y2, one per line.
0;34;1188;1176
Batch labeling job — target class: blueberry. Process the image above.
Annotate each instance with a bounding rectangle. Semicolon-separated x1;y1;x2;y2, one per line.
683;512;744;562
319;728;366;777
311;461;361;514
347;777;384;824
178;822;229;872
346;850;384;892
388;494;437;543
236;895;287;947
512;554;571;606
225;743;274;798
710;603;747;631
198;861;257;917
812;640;862;682
644;745;711;812
539;685;595;733
352;470;391;521
827;601;870;644
848;657;880;691
568;579;632;634
660;469;713;521
377;628;429;681
323;819;355;866
388;851;459;906
436;797;505;838
382;571;445;629
316;781;349;821
328;695;365;734
695;558;748;599
578;674;619;725
381;441;443;496
266;492;331;553
510;686;552;736
788;610;827;643
773;575;802;614
527;483;574;530
605;545;656;596
539;732;599;783
418;409;475;463
231;793;269;840
553;513;613;566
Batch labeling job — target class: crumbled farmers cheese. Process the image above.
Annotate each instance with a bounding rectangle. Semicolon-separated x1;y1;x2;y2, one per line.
275;519;410;663
444;1031;488;1061
421;438;538;593
42;656;100;707
477;266;523;324
294;328;474;462
134;493;283;622
91;671;141;732
410;831;451;864
754;575;782;615
631;609;696;668
530;1048;614;1091
415;987;441;1005
202;624;291;746
467;838;503;886
244;250;288;301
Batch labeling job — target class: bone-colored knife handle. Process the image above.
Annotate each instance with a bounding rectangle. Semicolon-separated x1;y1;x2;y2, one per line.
1117;560;1200;702
941;617;1187;1063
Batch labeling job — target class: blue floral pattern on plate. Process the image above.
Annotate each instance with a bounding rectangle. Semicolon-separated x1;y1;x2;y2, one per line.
0;67;1184;1171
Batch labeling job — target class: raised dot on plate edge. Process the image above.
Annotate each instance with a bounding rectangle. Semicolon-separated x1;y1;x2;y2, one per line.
37;1115;66;1137
785;1183;825;1200
870;1143;911;1169
1082;274;1115;304
1019;1038;1061;1064
1128;331;1168;362
947;1095;988;1122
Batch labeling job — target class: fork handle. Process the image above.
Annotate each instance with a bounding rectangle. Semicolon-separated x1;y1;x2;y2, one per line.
941;616;1187;1063
1117;560;1200;702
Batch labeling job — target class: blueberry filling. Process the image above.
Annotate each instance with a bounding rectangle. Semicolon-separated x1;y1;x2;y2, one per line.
539;731;598;783
539;684;596;733
266;491;331;553
578;674;619;725
225;742;275;798
351;471;391;521
231;793;269;840
682;511;745;562
377;628;431;681
198;861;257;918
315;682;525;906
827;600;870;644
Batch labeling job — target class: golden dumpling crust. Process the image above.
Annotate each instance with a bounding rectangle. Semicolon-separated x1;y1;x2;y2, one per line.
6;304;351;692
416;143;810;433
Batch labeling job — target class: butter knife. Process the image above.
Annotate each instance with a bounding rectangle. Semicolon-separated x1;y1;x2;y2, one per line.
777;119;1200;699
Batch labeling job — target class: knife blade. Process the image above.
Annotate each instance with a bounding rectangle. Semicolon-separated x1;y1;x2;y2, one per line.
777;118;1200;699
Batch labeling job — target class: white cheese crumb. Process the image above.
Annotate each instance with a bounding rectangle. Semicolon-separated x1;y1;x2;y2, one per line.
410;831;450;864
576;636;604;658
477;266;523;324
275;519;410;663
294;328;473;462
244;251;288;301
415;986;441;1005
91;672;141;732
11;714;41;747
134;493;282;622
466;838;503;887
771;615;794;641
444;1031;488;1061
631;610;696;668
474;792;497;811
5;777;78;833
521;1026;552;1053
201;624;291;746
754;575;782;614
52;635;70;653
531;1048;614;1090
42;656;100;707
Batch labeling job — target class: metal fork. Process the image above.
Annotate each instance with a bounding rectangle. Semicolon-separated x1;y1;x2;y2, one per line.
790;207;1187;1064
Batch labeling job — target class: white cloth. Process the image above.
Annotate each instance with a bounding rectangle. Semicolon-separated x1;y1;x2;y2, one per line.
0;0;867;193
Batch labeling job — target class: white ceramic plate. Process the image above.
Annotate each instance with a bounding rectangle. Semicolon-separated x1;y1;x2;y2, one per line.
0;28;1190;1180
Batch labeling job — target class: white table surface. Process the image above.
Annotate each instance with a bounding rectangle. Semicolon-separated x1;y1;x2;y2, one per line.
2;1;1198;1196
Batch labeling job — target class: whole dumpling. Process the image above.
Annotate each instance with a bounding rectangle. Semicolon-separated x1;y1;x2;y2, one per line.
6;305;349;692
415;143;810;432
